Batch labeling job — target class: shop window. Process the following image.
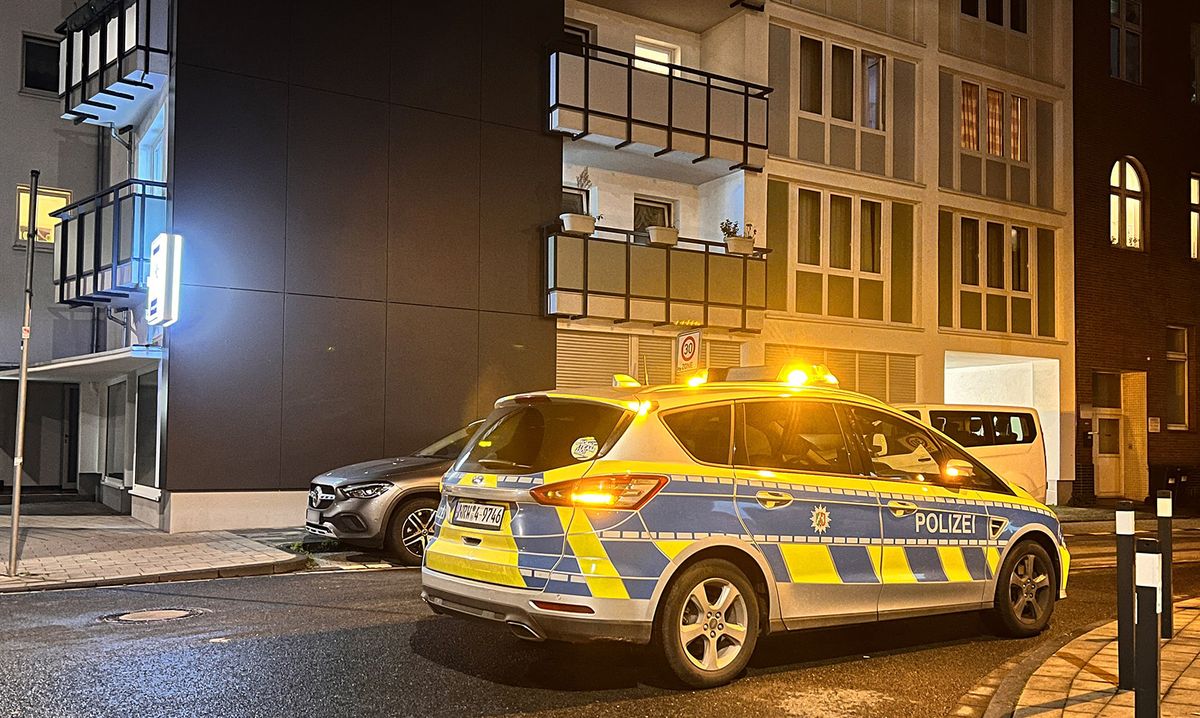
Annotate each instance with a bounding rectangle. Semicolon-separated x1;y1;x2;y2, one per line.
1109;157;1146;250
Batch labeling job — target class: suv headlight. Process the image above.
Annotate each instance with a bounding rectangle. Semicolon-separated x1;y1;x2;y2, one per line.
342;482;392;500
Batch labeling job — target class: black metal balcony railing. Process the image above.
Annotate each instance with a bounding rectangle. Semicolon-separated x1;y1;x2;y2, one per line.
546;226;768;333
57;0;169;127
51;179;167;306
549;42;772;172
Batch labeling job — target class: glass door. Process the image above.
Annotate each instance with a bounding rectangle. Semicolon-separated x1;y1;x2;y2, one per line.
134;370;159;488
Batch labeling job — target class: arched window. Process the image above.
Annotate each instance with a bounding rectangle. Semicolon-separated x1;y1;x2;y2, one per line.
1110;157;1146;250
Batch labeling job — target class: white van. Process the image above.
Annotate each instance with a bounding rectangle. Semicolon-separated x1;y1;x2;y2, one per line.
896;404;1047;502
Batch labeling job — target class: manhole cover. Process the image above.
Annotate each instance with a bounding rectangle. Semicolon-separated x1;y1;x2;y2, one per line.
102;608;205;624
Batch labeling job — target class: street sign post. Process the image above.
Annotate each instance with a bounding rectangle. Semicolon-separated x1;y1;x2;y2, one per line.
8;170;39;577
1116;500;1135;690
676;329;701;376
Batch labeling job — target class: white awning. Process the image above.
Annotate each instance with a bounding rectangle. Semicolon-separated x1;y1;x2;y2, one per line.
0;345;164;383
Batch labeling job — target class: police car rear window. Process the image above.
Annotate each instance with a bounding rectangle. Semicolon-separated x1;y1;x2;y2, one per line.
457;400;627;474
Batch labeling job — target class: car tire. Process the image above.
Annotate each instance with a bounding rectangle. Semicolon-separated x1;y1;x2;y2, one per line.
385;497;439;566
652;559;760;689
991;540;1056;638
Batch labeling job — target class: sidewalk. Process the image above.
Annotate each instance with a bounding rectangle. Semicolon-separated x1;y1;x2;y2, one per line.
1013;597;1200;716
0;515;307;593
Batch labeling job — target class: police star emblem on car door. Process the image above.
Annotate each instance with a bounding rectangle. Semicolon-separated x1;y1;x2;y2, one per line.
810;505;831;534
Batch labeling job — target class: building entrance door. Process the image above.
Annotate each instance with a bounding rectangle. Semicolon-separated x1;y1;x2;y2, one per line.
1093;414;1123;496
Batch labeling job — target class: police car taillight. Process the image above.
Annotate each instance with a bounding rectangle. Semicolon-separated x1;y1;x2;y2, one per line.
530;475;668;510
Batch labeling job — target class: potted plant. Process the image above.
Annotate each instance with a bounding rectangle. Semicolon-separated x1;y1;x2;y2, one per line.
720;218;756;255
646;220;679;247
560;168;600;235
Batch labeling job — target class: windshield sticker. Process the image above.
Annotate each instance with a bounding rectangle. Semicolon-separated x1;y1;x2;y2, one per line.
570;436;599;461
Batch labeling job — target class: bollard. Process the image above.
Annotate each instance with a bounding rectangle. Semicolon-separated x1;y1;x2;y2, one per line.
1117;500;1136;690
1157;490;1173;638
1134;537;1161;718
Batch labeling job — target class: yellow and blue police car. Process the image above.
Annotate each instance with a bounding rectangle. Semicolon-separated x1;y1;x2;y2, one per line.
421;365;1069;687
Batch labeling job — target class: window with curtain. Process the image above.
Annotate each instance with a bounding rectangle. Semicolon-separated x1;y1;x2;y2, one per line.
860;200;882;273
1109;157;1146;250
1011;227;1030;293
961;82;980;151
986;89;1004;156
1009;96;1027;161
797;188;821;265
960;218;980;286
829;195;852;269
1110;0;1142;84
861;52;885;130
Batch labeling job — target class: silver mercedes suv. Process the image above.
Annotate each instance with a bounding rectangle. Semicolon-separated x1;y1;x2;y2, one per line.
305;421;481;565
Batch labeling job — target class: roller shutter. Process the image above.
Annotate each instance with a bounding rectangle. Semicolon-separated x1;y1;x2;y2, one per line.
556;331;630;389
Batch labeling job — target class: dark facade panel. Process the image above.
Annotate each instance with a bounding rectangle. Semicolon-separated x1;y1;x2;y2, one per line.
175;0;289;82
892;60;916;182
172;63;287;292
281;294;385;488
767;24;791;157
164;286;284;491
389;106;481;309
938;71;953;188
385;303;480;456
390;0;483;118
479;123;563;316
476;310;556;418
291;0;390;101
1035;99;1054;209
0;382;68;488
765;180;789;310
480;0;563;132
285;87;389;300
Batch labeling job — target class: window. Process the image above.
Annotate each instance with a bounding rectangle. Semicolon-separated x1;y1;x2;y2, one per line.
945;212;1042;335
861;52;885;130
564;22;595;47
798;36;823;114
797;188;821;265
21;35;58;95
1011;226;1030;292
860;199;882;273
961;0;979;18
831;45;855;121
134;371;159;488
1109;157;1146;250
1009;96;1027;161
846;407;942;484
992;413;1036;444
105;382;126;482
1093;371;1122;409
1010;0;1027;33
961;218;980;285
738;401;852;474
961;82;980;151
634;37;679;75
986;89;1004;156
16;184;70;244
985;0;1003;26
1191;24;1199;104
562;186;587;215
986;221;1004;290
1167;326;1189;429
829;194;852;269
459;401;627;474
663;404;732;465
632;197;672;232
930;410;993;447
136;103;168;183
1111;0;1142;84
1190;174;1199;259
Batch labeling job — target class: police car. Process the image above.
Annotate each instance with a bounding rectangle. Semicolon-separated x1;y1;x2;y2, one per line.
421;365;1069;688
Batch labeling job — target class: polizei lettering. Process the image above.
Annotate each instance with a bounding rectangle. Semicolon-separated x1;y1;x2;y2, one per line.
914;511;975;535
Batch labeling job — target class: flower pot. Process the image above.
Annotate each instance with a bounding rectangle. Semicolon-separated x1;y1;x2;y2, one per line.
724;235;755;255
646;226;678;247
560;213;596;236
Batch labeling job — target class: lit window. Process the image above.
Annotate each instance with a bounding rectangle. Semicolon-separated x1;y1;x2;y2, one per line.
633;37;678;75
861;52;885;130
1010;96;1027;161
1190;174;1199;260
1109;157;1146;250
1110;0;1142;84
961;82;980;151
21;35;58;95
633;197;672;232
1167;326;1189;429
986;89;1004;156
16;184;71;244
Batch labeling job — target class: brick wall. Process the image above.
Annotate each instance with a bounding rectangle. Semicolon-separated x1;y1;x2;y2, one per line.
1073;1;1200;497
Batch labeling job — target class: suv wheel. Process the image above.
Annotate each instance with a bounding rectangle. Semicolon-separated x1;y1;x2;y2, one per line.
652;559;759;688
385;497;439;566
992;540;1056;637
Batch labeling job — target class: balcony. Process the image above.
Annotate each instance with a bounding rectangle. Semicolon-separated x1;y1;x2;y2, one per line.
51;179;167;306
549;43;771;175
57;0;169;128
546;227;766;333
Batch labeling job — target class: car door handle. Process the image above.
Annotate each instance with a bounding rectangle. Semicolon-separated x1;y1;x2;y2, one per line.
756;490;794;509
887;500;919;518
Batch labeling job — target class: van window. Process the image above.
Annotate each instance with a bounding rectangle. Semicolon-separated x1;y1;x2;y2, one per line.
991;412;1036;444
737;401;852;474
662;404;732;465
930;410;994;447
458;401;627;474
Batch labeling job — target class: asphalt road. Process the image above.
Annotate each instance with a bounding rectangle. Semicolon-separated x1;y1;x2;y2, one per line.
3;547;1199;718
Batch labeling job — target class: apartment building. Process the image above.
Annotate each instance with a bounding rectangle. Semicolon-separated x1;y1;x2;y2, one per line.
551;0;1076;502
1071;0;1200;502
2;0;562;530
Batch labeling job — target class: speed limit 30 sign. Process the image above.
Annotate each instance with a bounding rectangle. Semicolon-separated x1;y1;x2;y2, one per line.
676;329;701;374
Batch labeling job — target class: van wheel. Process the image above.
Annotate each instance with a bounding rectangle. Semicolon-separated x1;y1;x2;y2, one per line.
652;559;759;689
385;497;439;566
992;541;1056;637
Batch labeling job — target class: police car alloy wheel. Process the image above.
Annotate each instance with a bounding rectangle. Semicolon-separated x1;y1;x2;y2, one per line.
654;559;760;688
993;541;1055;637
386;497;439;566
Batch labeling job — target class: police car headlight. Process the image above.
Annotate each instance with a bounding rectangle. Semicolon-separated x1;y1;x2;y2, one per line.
342;482;392;500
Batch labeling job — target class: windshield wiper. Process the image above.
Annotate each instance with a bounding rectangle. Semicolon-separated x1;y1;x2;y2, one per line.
476;458;532;470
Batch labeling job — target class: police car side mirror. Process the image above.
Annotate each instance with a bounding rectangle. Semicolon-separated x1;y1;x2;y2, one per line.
942;459;975;485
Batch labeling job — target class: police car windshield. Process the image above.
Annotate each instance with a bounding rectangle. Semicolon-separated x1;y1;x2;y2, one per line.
457;400;627;474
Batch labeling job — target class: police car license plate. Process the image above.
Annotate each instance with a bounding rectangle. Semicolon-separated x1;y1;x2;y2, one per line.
453;501;505;530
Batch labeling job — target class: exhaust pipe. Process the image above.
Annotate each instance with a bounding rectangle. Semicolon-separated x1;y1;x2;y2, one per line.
506;621;544;641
